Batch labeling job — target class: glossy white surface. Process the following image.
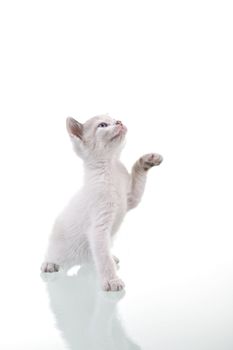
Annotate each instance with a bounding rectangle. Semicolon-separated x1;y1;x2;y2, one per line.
1;229;233;350
0;0;233;349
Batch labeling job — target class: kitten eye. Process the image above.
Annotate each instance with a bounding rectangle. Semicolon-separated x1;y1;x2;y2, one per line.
98;122;109;128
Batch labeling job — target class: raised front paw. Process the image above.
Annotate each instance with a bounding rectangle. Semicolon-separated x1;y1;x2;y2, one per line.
102;277;125;292
140;153;163;171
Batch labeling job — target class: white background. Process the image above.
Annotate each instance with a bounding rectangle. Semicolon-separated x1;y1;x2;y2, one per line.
0;1;232;349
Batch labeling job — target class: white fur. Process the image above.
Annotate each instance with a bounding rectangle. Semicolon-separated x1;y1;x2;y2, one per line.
41;115;163;291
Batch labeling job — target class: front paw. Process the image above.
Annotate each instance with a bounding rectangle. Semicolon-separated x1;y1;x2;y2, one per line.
140;153;163;171
102;277;125;292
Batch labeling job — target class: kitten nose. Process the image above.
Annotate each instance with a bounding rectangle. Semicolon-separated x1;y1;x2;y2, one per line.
116;120;123;126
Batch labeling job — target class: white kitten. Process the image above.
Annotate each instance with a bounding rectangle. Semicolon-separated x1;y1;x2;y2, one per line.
41;115;163;291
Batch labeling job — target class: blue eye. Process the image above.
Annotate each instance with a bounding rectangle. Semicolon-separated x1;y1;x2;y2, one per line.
98;122;108;128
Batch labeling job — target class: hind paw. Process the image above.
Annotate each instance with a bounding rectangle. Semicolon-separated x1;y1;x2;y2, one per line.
41;262;60;273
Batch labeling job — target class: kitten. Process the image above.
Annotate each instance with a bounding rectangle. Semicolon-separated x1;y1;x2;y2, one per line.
41;115;163;291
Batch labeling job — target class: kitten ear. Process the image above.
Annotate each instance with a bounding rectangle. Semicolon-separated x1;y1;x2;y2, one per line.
66;117;83;140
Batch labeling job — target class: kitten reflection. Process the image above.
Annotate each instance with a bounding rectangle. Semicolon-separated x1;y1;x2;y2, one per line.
42;265;141;350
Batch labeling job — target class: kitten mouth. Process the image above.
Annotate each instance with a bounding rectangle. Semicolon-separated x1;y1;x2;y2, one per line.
111;126;127;141
110;132;121;141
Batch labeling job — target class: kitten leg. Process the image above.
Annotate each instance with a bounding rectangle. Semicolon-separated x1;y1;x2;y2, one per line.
127;153;163;210
41;238;69;274
88;214;125;291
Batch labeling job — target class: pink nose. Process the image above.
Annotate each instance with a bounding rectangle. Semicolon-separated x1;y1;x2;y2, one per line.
116;120;123;126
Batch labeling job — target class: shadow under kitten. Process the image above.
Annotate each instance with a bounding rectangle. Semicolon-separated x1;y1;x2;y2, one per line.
41;265;141;350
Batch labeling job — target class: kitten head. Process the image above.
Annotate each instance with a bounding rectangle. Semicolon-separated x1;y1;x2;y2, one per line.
66;115;127;161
